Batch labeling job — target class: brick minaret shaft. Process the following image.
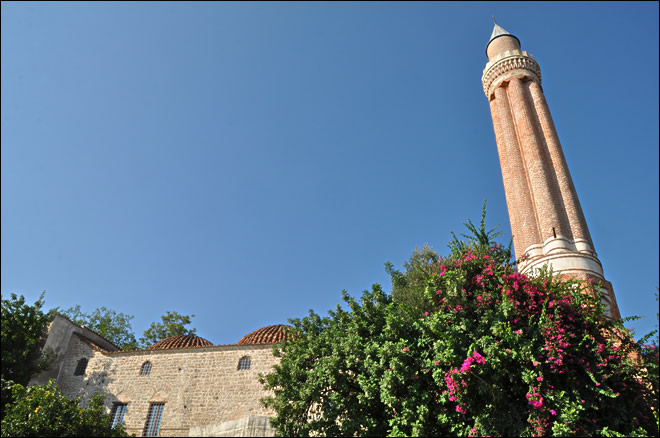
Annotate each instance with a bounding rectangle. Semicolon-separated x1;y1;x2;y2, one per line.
482;23;621;319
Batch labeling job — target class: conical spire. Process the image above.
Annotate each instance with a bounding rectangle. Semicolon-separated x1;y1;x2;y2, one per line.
486;21;520;55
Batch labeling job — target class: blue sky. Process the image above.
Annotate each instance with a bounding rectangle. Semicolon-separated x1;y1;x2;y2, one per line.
2;2;658;346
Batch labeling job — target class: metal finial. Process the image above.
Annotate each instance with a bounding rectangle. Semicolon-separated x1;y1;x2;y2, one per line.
492;16;497;25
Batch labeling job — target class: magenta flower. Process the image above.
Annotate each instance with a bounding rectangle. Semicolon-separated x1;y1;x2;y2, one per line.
472;351;486;364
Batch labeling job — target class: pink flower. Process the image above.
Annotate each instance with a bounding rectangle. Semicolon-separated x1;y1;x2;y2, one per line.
514;329;522;335
402;347;410;353
472;351;486;364
550;409;557;415
460;357;474;373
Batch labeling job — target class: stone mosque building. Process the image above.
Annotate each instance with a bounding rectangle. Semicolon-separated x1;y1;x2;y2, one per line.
31;314;288;437
30;23;622;437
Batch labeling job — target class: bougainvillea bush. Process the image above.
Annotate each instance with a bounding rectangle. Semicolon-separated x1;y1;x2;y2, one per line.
261;229;658;436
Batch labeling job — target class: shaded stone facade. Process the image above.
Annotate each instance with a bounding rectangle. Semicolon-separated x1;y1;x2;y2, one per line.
31;315;282;437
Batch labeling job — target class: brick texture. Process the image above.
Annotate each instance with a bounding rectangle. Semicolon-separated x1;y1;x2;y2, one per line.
482;31;621;319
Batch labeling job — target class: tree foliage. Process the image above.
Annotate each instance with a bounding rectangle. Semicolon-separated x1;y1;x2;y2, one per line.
138;310;196;348
261;223;658;436
59;306;197;350
1;293;130;436
1;379;129;437
1;292;53;386
1;292;196;435
447;198;508;257
58;305;138;351
386;243;439;317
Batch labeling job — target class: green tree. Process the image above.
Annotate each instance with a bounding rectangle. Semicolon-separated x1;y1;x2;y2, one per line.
386;243;439;317
446;198;508;257
1;292;53;386
1;379;130;437
387;200;512;319
58;305;138;351
58;306;198;350
261;229;658;436
138;310;196;348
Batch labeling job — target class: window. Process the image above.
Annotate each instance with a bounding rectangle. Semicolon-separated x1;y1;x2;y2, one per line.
237;356;251;370
140;361;152;375
74;358;88;376
143;403;165;437
600;288;612;318
110;403;127;428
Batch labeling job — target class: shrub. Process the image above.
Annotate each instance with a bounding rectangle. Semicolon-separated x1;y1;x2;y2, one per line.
261;241;659;436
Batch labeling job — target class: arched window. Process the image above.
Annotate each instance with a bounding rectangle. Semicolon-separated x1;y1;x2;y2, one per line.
74;358;88;376
140;361;152;375
237;356;251;370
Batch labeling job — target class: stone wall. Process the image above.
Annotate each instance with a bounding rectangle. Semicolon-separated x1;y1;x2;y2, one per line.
30;315;119;386
56;335;279;437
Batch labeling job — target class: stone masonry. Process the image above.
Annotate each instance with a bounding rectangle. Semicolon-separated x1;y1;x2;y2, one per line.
37;316;280;437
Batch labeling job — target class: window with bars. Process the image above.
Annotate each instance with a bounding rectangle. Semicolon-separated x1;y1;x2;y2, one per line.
143;403;165;437
110;403;127;428
74;358;88;376
140;361;152;375
237;356;251;370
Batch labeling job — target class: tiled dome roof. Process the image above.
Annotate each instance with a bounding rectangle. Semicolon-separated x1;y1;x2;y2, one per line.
237;324;291;345
147;334;213;350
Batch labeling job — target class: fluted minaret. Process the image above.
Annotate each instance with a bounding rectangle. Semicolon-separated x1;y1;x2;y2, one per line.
482;23;621;319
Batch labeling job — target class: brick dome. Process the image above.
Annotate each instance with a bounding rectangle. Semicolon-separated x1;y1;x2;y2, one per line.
237;324;291;345
147;334;213;350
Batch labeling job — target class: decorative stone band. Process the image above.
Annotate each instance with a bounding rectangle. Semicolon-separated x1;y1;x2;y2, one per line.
482;49;542;98
522;234;598;260
519;250;604;281
520;234;604;278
